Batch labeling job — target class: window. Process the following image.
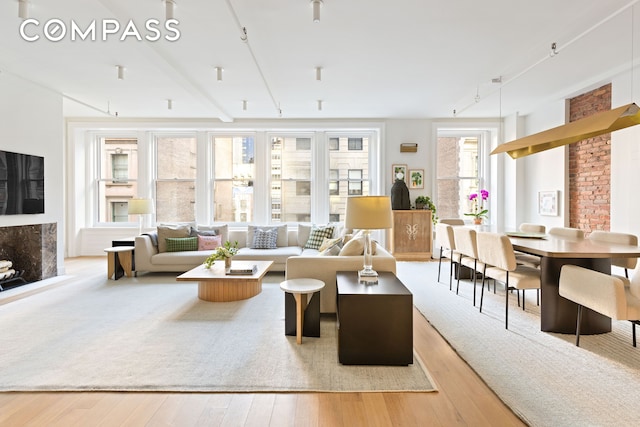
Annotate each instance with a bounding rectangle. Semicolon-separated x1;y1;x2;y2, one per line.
348;169;363;195
328;136;369;221
436;131;489;219
348;138;363;150
329;137;339;150
155;136;197;223
96;137;138;223
271;136;311;222
213;136;255;223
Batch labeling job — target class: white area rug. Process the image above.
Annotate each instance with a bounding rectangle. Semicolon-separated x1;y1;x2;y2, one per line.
0;271;435;393
398;261;640;427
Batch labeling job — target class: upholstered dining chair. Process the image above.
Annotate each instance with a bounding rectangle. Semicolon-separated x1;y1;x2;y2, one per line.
559;264;640;347
439;218;466;226
453;227;483;306
435;223;460;290
515;223;547;269
548;227;585;239
588;230;638;279
476;231;541;329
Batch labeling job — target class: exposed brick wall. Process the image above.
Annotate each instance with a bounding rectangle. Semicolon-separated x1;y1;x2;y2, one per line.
568;84;611;233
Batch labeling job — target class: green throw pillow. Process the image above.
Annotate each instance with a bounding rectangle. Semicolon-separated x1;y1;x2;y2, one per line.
165;237;198;252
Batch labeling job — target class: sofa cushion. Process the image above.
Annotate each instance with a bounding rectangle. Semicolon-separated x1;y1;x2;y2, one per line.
158;224;192;252
251;228;278;249
235;246;302;265
319;237;343;256
247;224;287;247
297;224;312;247
166;237;198;252
339;235;377;256
151;250;212;265
304;225;335;250
198;234;222;251
195;224;228;243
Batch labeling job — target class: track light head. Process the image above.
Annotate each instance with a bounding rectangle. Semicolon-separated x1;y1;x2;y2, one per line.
311;0;323;23
215;67;223;82
18;0;29;20
116;65;125;80
165;0;176;20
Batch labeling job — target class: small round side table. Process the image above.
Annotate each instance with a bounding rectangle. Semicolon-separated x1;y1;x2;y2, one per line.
279;278;325;344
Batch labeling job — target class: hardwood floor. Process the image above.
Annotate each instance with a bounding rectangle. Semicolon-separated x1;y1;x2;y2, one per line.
0;257;525;426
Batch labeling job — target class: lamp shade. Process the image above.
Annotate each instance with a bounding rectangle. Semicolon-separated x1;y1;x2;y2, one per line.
345;196;392;230
128;198;154;215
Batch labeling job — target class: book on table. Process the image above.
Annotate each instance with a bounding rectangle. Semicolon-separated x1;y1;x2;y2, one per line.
226;262;258;275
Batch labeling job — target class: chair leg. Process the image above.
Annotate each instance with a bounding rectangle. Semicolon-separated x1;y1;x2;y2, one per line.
522;290;526;311
449;261;454;291
456;263;461;294
479;265;487;313
537;289;540;306
632;320;638;347
437;247;443;283
505;274;510;329
472;260;477;306
575;305;583;347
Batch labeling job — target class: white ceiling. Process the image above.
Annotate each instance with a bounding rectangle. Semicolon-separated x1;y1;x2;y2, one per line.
0;0;638;121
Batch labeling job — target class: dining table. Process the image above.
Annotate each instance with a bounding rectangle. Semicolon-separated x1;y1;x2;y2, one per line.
505;232;640;334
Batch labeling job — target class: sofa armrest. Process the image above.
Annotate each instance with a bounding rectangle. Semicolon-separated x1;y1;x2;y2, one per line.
135;235;158;273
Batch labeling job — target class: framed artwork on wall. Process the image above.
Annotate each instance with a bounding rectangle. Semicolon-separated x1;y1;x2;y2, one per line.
392;164;407;182
409;169;424;189
538;190;559;216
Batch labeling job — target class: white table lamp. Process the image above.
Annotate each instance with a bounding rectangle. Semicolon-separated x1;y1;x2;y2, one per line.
344;196;393;282
128;198;154;235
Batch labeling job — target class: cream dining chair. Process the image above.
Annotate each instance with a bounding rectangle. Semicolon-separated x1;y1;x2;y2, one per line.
477;231;541;329
559;265;640;347
453;227;483;306
588;230;638;279
548;227;585;239
515;223;546;269
435;223;460;290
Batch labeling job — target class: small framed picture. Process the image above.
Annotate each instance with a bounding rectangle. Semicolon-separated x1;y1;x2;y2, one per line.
409;169;424;189
538;190;559;216
392;164;407;182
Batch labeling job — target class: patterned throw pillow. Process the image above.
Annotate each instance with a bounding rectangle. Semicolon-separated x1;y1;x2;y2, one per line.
319;237;343;256
304;226;335;250
157;224;191;252
165;237;198;252
198;234;222;251
251;228;278;249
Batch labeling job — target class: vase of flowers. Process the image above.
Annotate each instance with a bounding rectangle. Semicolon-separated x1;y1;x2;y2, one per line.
204;240;239;269
464;189;489;224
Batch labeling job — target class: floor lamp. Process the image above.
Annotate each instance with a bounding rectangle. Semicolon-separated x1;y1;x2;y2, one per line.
128;198;154;235
344;196;393;283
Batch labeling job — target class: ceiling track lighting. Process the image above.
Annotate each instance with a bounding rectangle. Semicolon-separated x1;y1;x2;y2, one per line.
165;0;176;20
550;42;558;57
317;100;323;111
311;0;323;23
167;99;173;110
116;65;124;80
315;66;322;81
242;100;248;111
215;67;223;82
18;0;29;20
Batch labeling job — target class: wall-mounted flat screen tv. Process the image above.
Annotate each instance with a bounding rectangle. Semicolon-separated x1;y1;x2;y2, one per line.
0;150;45;215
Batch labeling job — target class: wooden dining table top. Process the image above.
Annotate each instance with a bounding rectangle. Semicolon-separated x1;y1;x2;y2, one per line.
472;225;640;259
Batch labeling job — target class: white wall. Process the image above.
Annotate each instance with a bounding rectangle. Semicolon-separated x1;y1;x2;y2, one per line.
0;73;65;274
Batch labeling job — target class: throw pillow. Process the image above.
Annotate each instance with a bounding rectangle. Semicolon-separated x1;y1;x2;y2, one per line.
339;235;377;256
304;225;335;250
195;224;228;242
319;237;343;256
297;224;313;247
247;224;288;247
157;224;192;252
165;236;198;252
198;234;222;251
251;228;278;249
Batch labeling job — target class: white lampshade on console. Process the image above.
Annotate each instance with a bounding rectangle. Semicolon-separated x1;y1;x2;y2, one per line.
128;198;154;235
345;196;393;282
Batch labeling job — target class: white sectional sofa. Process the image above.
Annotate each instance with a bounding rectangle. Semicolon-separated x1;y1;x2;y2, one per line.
134;222;396;313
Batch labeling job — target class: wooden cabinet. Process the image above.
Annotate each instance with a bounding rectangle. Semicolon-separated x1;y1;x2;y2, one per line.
387;210;432;261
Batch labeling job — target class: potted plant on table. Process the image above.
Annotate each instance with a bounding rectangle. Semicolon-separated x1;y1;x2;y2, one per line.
414;195;438;225
464;189;489;224
204;240;239;269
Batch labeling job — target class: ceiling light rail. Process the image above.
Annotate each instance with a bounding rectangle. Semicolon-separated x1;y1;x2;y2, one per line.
453;0;640;118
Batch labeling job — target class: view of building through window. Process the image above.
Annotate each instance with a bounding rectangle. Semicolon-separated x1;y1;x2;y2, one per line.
329;136;368;222
213;136;255;223
155;136;197;223
436;136;480;219
97;138;138;223
271;136;312;222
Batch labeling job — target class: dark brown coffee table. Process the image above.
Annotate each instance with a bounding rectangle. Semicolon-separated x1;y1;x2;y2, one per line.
336;271;413;365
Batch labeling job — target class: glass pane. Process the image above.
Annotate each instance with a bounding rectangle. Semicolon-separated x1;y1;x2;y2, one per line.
328;136;369;222
213;136;255;222
271;136;312;222
436;136;479;219
155;181;195;222
157;137;197;180
98;138;138;223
